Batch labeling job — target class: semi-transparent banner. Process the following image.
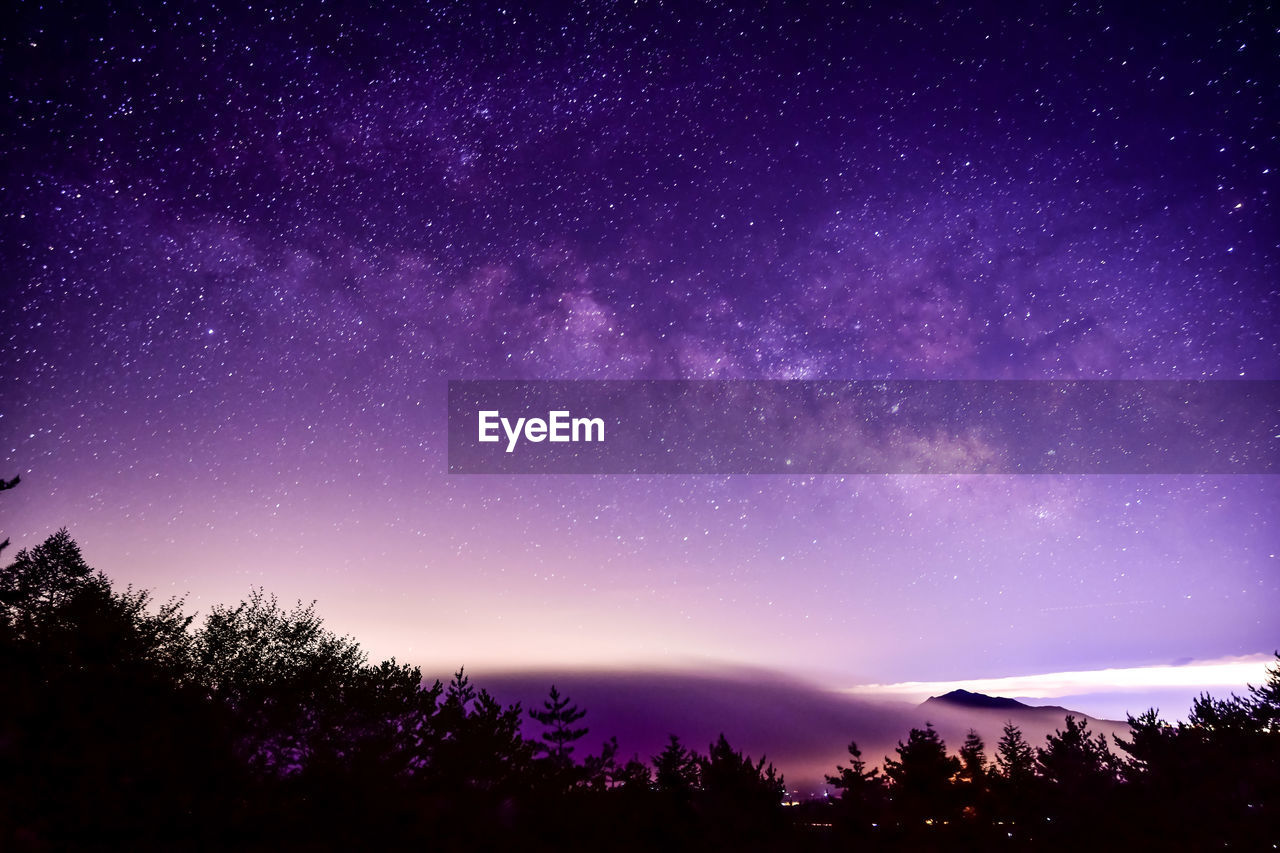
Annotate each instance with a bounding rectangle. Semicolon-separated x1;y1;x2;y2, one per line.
446;380;1279;474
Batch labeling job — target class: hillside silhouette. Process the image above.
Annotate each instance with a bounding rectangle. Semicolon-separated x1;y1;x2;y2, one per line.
926;688;1033;710
925;689;1123;723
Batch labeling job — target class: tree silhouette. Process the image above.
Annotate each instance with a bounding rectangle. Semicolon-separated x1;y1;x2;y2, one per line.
1115;707;1177;782
610;751;653;790
698;733;787;845
0;530;234;847
529;684;589;763
826;738;881;792
883;724;961;827
1248;651;1280;733
195;588;369;775
0;528;105;621
988;721;1041;834
7;527;1280;850
1035;714;1122;843
825;739;885;834
430;667;533;796
1036;714;1120;790
699;733;784;805
579;734;620;791
653;734;700;795
994;721;1036;783
958;729;987;785
1109;658;1280;850
955;728;991;823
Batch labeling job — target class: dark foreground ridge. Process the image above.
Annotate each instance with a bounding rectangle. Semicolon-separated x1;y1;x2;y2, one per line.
2;530;1278;851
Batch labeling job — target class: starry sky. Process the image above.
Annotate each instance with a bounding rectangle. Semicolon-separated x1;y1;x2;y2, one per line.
2;0;1277;736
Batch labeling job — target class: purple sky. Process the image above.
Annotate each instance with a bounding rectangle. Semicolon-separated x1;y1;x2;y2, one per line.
2;1;1277;776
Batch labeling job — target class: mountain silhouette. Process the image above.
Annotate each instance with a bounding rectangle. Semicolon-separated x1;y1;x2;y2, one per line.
922;689;1125;727
923;689;1029;710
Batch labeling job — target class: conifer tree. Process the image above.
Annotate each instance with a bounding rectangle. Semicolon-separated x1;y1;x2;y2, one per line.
883;724;960;824
1247;652;1280;733
529;684;588;762
994;721;1036;782
825;740;885;831
1036;715;1121;789
958;729;987;785
653;734;700;794
826;739;881;792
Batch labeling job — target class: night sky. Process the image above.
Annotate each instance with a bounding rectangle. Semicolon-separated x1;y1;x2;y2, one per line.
2;0;1277;759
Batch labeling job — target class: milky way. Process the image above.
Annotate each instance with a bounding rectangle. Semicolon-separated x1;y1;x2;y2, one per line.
2;3;1277;715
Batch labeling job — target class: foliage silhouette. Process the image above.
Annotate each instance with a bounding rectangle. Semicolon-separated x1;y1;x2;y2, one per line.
530;684;590;781
3;529;1279;851
994;720;1037;783
957;729;987;785
653;733;701;796
883;723;962;827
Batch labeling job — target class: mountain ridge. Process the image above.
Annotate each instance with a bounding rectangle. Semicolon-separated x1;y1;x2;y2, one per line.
922;688;1125;725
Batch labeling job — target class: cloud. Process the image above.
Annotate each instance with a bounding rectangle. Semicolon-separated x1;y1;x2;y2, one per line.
845;653;1276;702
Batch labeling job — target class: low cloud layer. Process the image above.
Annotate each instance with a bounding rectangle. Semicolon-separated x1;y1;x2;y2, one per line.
847;654;1276;702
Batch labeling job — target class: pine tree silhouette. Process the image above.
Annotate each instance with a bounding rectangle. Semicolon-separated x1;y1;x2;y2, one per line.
1036;714;1120;789
529;684;588;762
825;740;885;834
653;734;700;795
958;729;987;785
994;721;1036;782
